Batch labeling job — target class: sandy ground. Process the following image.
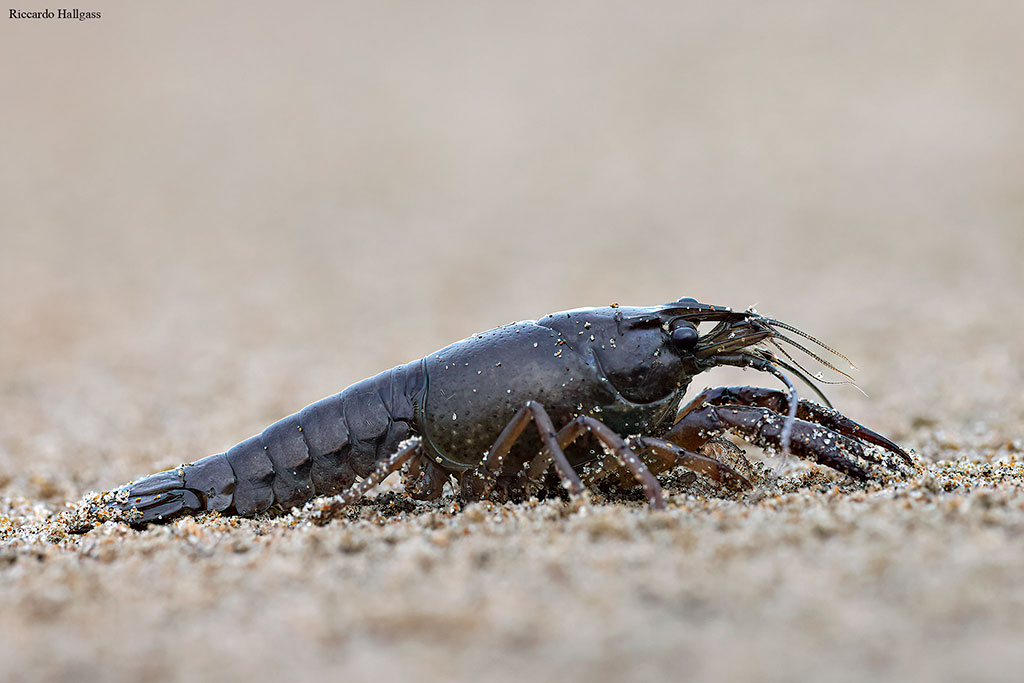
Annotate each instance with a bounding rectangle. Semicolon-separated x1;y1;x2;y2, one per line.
2;2;1024;681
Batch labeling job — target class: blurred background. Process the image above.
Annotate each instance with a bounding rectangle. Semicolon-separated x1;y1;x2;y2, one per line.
3;1;1023;497
4;3;1024;682
3;0;1023;493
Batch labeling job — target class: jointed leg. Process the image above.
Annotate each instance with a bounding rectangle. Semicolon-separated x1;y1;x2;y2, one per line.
624;436;752;490
317;438;424;518
520;419;750;507
524;416;666;509
461;401;586;503
401;452;450;501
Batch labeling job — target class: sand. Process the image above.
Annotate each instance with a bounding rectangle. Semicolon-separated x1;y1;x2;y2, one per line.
3;2;1024;681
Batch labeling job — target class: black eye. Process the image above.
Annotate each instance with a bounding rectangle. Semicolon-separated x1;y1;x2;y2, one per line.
670;323;698;350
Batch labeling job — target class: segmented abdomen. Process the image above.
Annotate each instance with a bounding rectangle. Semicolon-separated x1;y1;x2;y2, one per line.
122;360;425;522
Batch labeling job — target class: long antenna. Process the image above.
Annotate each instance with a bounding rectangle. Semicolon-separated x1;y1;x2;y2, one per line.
764;318;857;370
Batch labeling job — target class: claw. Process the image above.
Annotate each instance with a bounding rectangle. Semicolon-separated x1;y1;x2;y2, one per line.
680;386;912;467
721;406;874;480
666;396;902;482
